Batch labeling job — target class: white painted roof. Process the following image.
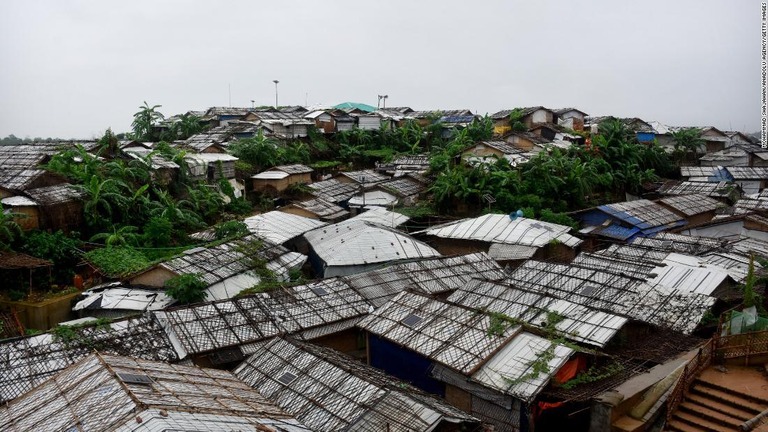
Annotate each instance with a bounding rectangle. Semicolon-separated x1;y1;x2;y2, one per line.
472;332;573;403
244;211;327;244
186;153;239;162
350;206;410;228
1;196;38;207
74;286;175;311
253;171;290;180
305;220;440;267
348;190;398;207
419;214;582;248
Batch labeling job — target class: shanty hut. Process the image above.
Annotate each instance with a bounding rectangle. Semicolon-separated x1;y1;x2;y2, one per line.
279;198;349;223
0;168;65;199
577;199;687;245
234;337;480;431
657;194;724;225
307;179;359;205
154;277;373;366
506;260;716;335
304;219;441;278
243;211;327;253
1;196;39;230
658;180;740;203
416;214;582;265
129;236;306;300
0;353;309;431
252;164;313;194
334;169;389;186
462;140;529;167
0;314;181;403
22;184;84;232
358;291;574;431
343;252;504;307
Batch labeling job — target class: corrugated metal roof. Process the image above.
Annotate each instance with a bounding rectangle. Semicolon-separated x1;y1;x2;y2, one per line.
74;285;175;312
472;332;573;403
284;198;348;221
357;291;520;374
308;179;359;203
348;190;398;207
274;164;313;174
23;183;83;205
725;167;768;180
252;170;289;180
572;252;655;279
419;214;582;248
305;220;440;267
632;233;723;255
244;211;327;244
155;278;372;356
598;199;686;231
0;314;181;403
344;253;504;307
658;181;736;198
337;170;390;185
487;244;538;260
349;206;410;228
0;353;305;431
729;237;768;260
659;194;724;217
234;337;478;432
377;176;427;198
701;252;762;282
0;168;49;191
448;279;627;348
646;258;729;296
158;236;295;287
506;260;716;334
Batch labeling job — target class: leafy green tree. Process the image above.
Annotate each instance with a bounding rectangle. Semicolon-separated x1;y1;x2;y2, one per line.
131;102;164;141
228;131;280;172
78;177;129;230
141;216;174;247
671;127;704;164
22;230;82;283
164;273;208;304
96;128;119;158
43;144;102;183
89;225;140;247
0;211;22;250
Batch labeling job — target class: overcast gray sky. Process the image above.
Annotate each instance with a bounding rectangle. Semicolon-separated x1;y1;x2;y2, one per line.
0;0;761;139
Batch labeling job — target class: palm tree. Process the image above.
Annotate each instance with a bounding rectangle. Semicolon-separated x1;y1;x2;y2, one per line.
131;102;164;141
90;225;140;247
671;127;704;164
151;189;203;229
78;177;129;229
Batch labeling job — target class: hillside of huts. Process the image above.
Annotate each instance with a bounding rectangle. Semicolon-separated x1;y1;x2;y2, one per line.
0;103;767;431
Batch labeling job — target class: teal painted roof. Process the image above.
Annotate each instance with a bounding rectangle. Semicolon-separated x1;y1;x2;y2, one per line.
333;102;376;112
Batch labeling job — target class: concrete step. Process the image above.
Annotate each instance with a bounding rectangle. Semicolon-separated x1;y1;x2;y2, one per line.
695;377;768;405
672;410;733;432
685;392;757;420
678;400;744;429
665;417;709;432
690;382;767;415
613;415;644;432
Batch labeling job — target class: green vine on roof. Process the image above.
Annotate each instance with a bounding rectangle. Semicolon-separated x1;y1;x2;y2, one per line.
558;362;625;390
51;318;112;349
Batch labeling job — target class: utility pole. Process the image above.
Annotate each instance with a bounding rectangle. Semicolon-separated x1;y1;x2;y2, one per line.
273;80;280;109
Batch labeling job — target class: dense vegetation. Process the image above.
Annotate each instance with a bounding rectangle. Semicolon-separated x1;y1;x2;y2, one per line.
1;103;682;299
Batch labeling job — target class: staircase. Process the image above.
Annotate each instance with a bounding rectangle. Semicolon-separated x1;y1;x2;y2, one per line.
666;369;768;432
